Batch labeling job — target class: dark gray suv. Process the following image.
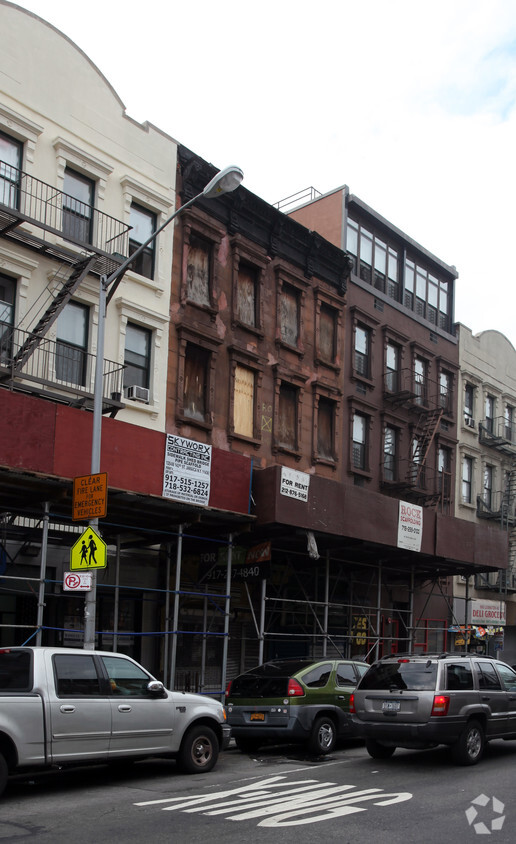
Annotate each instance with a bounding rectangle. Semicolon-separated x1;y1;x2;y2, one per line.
350;653;516;765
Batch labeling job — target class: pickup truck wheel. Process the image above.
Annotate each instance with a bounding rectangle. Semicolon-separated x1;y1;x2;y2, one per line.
307;716;337;754
0;753;8;797
451;719;485;766
179;725;218;774
366;738;396;759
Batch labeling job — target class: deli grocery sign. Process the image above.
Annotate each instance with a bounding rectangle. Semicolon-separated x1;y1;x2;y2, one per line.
453;597;506;626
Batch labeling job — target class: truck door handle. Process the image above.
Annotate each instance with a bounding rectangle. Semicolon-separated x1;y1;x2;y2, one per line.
481;696;490;701
60;705;76;713
118;705;132;712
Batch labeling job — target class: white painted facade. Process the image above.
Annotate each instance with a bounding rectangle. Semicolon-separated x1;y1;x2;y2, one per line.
0;0;177;430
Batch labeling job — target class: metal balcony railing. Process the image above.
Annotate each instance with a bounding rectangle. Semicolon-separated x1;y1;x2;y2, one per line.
0;160;130;269
0;324;124;413
478;416;516;455
274;186;323;213
383;367;453;415
381;461;452;510
476;490;516;524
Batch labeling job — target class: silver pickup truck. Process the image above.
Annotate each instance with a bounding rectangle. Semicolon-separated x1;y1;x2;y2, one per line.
0;646;230;796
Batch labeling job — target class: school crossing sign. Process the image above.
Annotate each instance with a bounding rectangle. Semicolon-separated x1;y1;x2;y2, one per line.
70;527;107;571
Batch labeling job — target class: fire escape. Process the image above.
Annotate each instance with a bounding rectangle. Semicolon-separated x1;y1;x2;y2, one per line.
383;367;450;510
0;160;131;414
475;415;516;592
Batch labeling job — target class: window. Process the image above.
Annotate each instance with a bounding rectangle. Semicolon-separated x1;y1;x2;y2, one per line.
462;455;473;504
277;382;298;450
101;655;152;697
186;233;211;306
0;131;22;209
505;405;514;442
317;396;335;461
354;325;370;378
124;323;151;394
301;663;332;688
234;364;255;438
352;412;368;470
483;465;493;510
404;258;450;330
383;425;397;482
336;663;359;685
414;356;427;406
54;654;102;697
464;383;474;424
347;217;399;300
319;303;337;364
56;301;89;386
128;203;156;279
280;283;300;346
0;272;15;363
485;394;495;434
236;262;258;327
438;446;451;499
62;168;94;244
183;343;209;421
385;342;400;392
439;371;452;413
476;661;502;691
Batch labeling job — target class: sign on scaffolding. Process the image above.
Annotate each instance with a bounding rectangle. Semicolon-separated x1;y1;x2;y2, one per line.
72;473;108;521
162;435;212;506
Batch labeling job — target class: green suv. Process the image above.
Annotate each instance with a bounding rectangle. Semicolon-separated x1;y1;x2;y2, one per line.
225;657;369;754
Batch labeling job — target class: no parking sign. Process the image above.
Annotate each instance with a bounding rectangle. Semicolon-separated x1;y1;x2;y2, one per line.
63;572;92;591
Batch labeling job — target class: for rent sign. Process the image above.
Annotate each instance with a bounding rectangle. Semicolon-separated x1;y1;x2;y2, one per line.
397;501;423;552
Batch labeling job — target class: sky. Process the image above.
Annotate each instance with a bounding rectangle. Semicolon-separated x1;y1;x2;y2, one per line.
9;0;516;346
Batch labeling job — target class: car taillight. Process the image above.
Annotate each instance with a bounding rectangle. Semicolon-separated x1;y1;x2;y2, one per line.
225;680;232;697
349;693;355;714
431;694;450;716
287;678;305;697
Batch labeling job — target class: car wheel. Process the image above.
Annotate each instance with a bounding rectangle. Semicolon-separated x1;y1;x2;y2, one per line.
451;719;485;766
308;716;337;754
234;737;262;754
365;738;396;759
178;725;219;774
0;753;8;797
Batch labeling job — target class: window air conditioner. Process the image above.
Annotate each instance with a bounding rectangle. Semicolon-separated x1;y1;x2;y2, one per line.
126;385;150;403
465;417;475;428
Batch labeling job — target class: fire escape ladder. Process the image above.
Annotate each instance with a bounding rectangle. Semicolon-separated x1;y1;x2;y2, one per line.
10;255;96;373
410;407;444;485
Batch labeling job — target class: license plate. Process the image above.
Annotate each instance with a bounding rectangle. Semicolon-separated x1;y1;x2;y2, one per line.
250;712;265;721
382;700;401;711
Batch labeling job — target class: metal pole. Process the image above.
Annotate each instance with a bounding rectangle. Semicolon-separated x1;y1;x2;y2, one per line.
464;575;470;653
169;525;183;688
408;567;415;652
322;551;329;657
112;535;120;652
258;577;266;664
163;544;172;688
35;502;50;646
221;534;233;701
375;563;382;661
200;589;208;692
83;273;107;650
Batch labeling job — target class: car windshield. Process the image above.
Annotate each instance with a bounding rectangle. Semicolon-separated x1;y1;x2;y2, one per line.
229;659;315;698
358;661;437;691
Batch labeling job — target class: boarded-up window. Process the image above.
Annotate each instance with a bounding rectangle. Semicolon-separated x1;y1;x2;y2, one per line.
319;304;336;362
237;263;257;326
187;235;211;306
280;285;299;346
278;383;297;450
234;365;255;437
317;398;334;460
184;344;208;420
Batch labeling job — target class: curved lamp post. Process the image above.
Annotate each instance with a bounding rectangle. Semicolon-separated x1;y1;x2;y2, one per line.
83;164;244;649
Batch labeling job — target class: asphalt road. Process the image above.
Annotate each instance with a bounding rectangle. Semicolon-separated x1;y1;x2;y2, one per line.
2;738;516;843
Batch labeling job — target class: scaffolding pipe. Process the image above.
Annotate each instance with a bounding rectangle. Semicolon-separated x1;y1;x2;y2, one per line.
408;567;415;652
323;552;329;657
169;525;183;688
258;577;266;664
200;589;208;692
220;534;233;701
375;563;382;661
36;502;49;646
163;544;172;688
112;535;120;652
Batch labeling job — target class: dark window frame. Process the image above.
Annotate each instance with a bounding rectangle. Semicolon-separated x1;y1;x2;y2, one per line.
128;202;156;279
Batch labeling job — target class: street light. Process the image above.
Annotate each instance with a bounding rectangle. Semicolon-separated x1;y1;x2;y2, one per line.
83;164;244;649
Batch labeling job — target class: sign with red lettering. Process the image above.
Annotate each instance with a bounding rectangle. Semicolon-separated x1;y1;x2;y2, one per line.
72;473;108;521
397;500;423;552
